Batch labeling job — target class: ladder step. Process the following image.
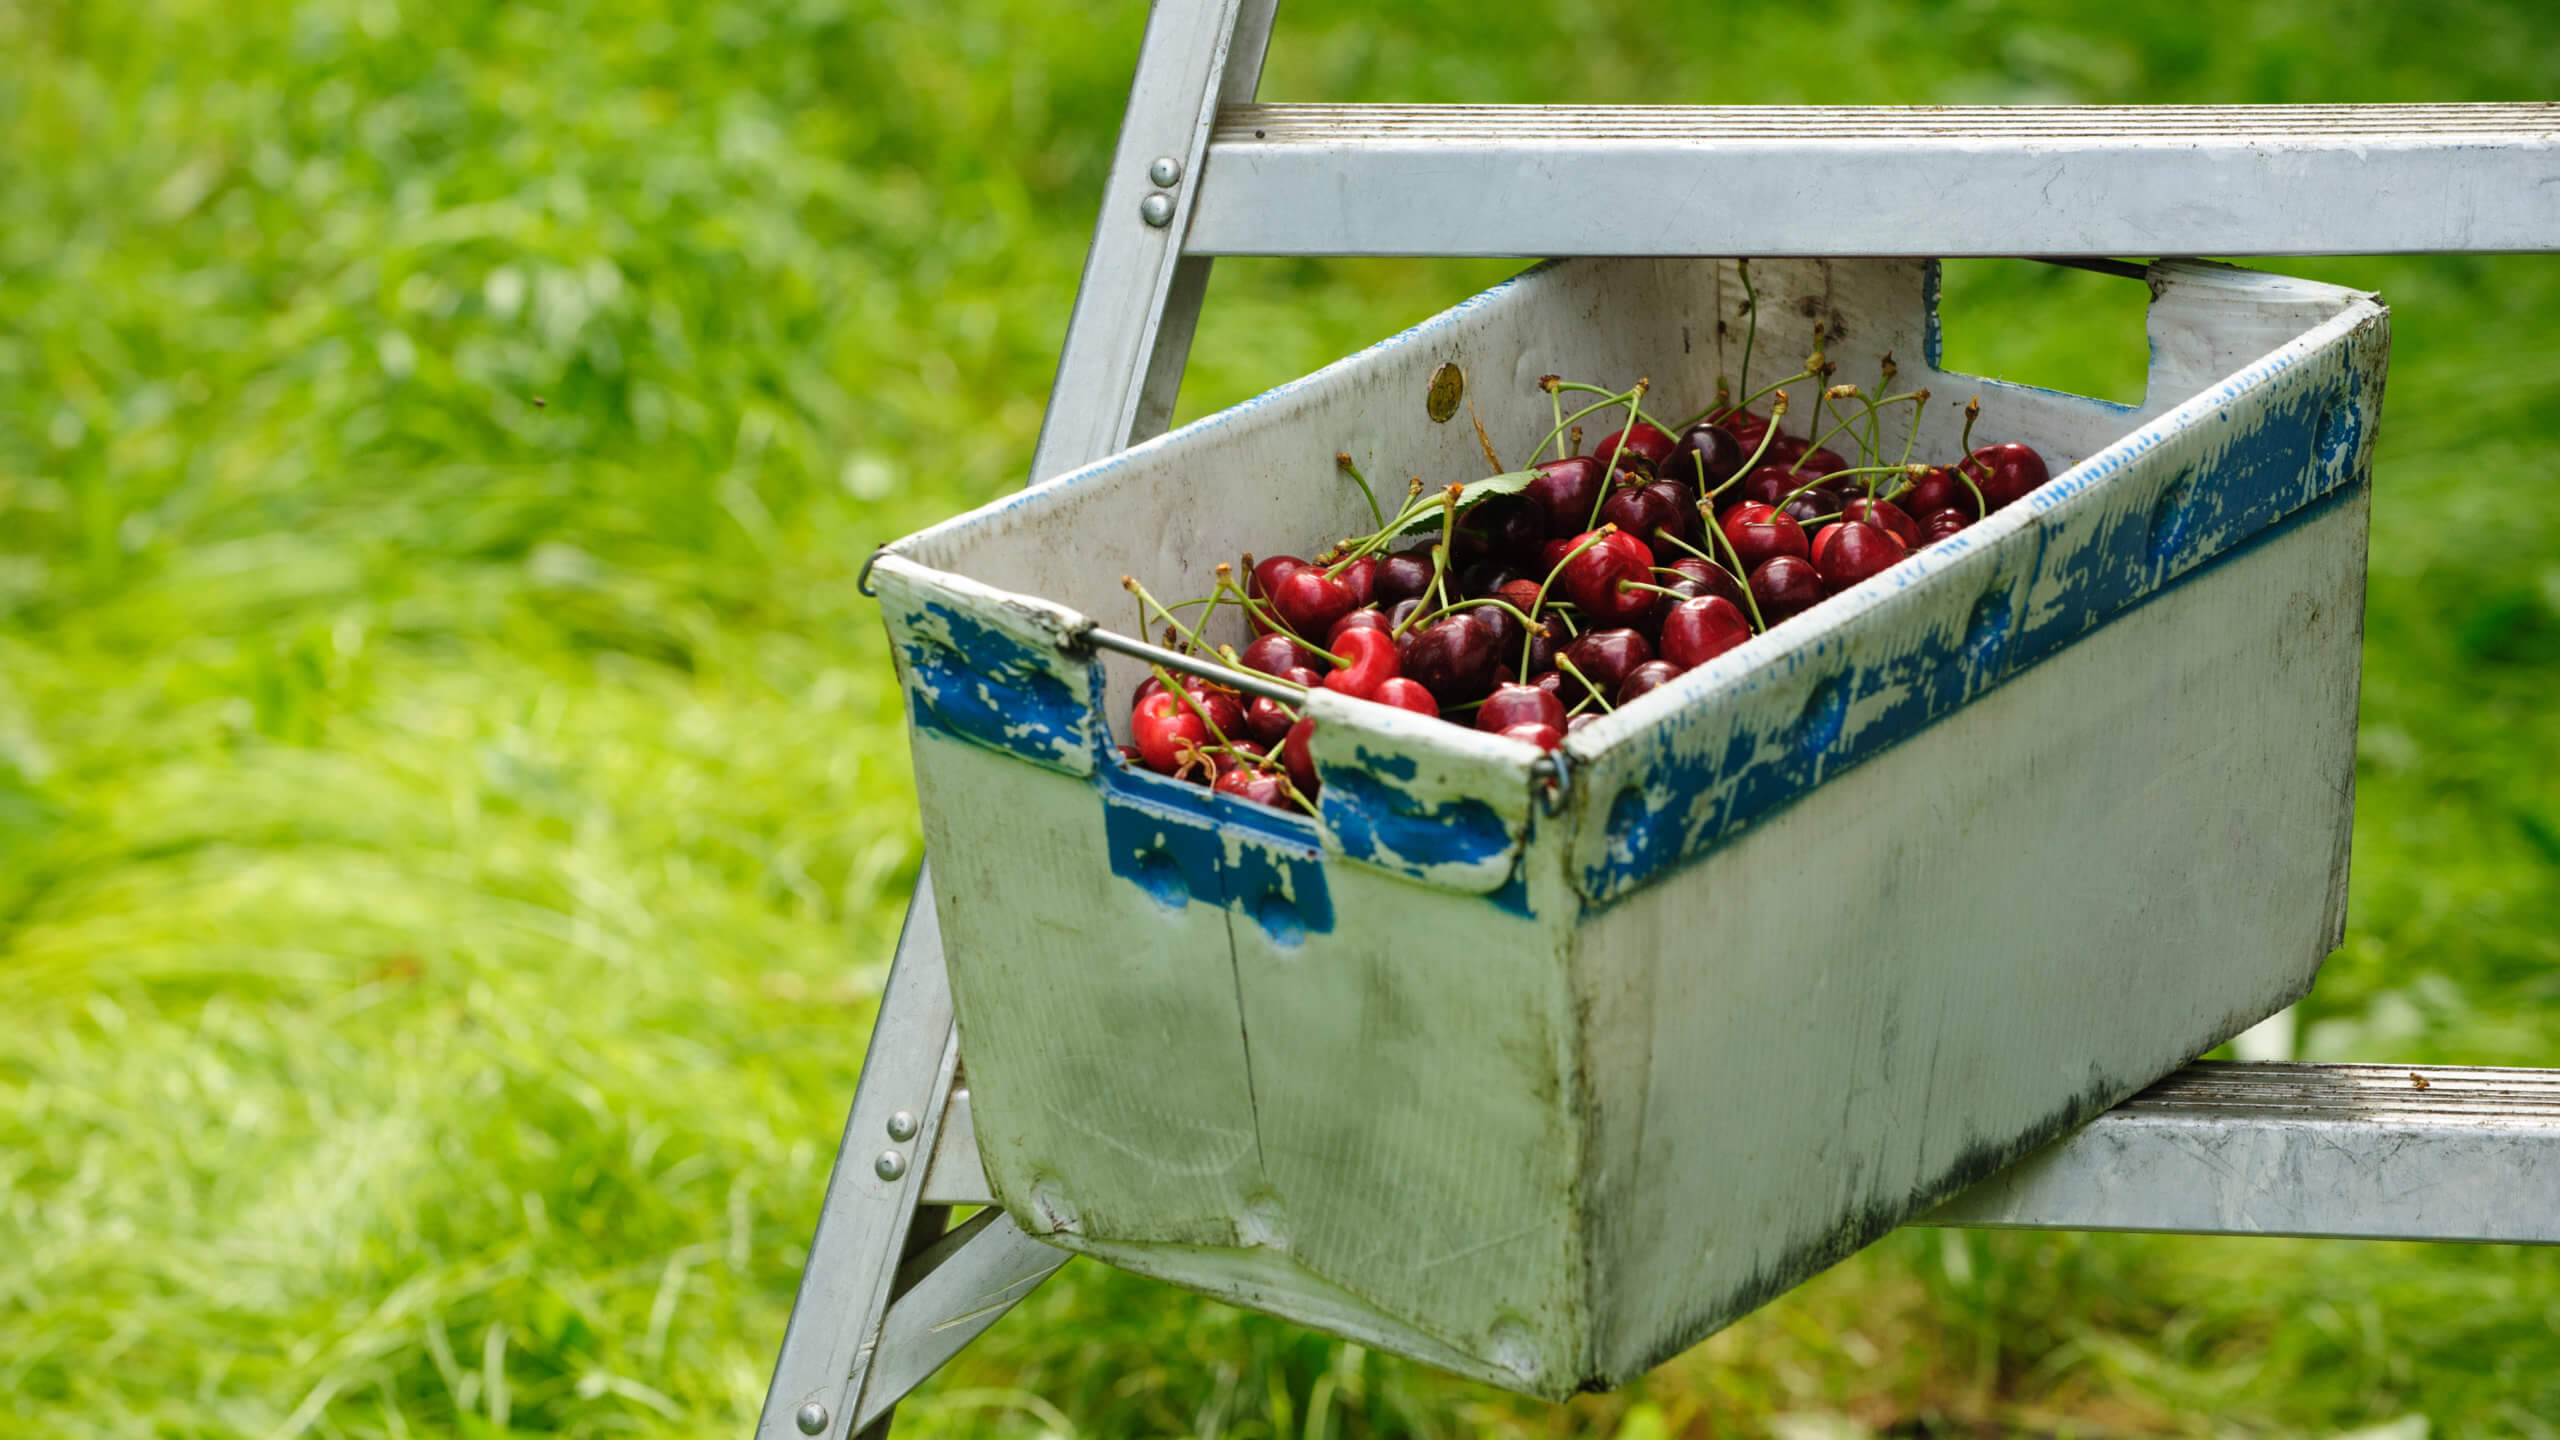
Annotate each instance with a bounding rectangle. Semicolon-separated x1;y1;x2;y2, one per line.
1184;103;2560;257
1922;1062;2560;1244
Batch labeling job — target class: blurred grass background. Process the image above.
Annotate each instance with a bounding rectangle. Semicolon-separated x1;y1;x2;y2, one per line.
4;0;2559;1435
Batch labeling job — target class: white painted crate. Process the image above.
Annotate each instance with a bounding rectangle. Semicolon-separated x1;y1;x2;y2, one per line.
867;257;2388;1399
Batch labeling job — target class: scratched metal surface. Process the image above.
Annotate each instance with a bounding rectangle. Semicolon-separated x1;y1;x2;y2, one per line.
875;257;2387;1397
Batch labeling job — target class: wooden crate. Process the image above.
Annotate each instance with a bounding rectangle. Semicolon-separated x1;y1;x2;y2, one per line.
867;257;2388;1397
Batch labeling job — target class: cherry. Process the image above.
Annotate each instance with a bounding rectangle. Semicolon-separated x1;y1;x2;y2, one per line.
1281;717;1319;797
1456;494;1547;565
1131;690;1209;775
1617;659;1683;705
1902;465;1978;520
1183;679;1244;739
1659;594;1753;668
1537;536;1578;578
1525;613;1570;675
1525;456;1608;536
1244;693;1297;747
1790;445;1849;478
1663;555;1748;612
1400;613;1499;705
1213;764;1290;808
1666;423;1747;491
1721;502;1810;573
1373;549;1436;605
1840;496;1919;548
1250;554;1308;605
1815;519;1908;591
1749;555;1827;625
1498;721;1564;751
1372;676;1440;718
1322;627;1400;698
1272;567;1356;638
1458;559;1522;599
1809;522;1844;573
1385;596;1425;632
1594;421;1677;473
1327;608;1390;647
1335;555;1378;609
1776;490;1833;537
1959;442;2052;511
1598;481;1680;561
1720;409;1773;450
1559;529;1657;624
1741;464;1826;511
1564;712;1600;734
1495;579;1544;617
1559;628;1653;704
1640;479;1702;561
1240;632;1314;677
1465;601;1525;660
1919;506;1974;543
1476;681;1567;734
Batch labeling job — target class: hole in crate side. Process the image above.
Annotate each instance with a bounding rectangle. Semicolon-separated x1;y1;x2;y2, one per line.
2312;381;2366;487
1601;781;1685;886
1129;848;1189;911
1250;890;1307;948
1963;586;2014;671
1791;675;1848;761
1932;260;2149;408
2145;466;2198;569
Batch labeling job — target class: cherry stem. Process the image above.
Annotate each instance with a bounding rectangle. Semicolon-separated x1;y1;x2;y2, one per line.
1126;576;1207;653
1527;389;1643;467
1421;594;1539;631
1960;397;1982;456
1795;389;1930;473
1335;453;1385;530
1556;655;1615;712
1520;527;1617;674
1899;391;1931;467
1545;378;1567;464
1697;518;1769;632
1550;379;1677;440
1587;380;1651;529
1678;363;1813;434
1618;580;1694;600
1151;663;1237;751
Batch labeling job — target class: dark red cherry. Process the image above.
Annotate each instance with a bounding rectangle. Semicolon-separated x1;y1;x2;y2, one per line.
1558;628;1653;704
1959;442;2052;510
1537;536;1578;579
1721;503;1810;573
1244;694;1298;747
1919;506;1974;543
1373;549;1437;605
1663;555;1748;612
1902;465;1978;520
1777;490;1833;537
1720;409;1774;451
1616;659;1684;705
1816;519;1909;591
1525;456;1609;536
1240;632;1315;677
1458;559;1522;599
1465;600;1525;660
1455;494;1548;565
1372;676;1440;718
1559;529;1657;625
1272;567;1356;638
1476;681;1567;734
1182;679;1244;739
1400;614;1499;705
1525;613;1570;675
1594;422;1677;472
1791;445;1849;478
1335;555;1378;609
1666;423;1747;491
1213;764;1290;809
1598;481;1678;558
1659;594;1754;668
1749;555;1827;625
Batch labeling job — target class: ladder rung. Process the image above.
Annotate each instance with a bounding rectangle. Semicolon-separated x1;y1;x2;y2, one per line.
1921;1061;2560;1244
1184;103;2560;257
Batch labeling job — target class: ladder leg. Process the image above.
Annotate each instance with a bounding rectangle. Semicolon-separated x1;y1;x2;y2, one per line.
757;868;978;1440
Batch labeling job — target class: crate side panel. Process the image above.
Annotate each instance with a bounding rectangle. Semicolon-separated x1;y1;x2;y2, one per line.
1221;848;1589;1393
915;738;1266;1243
1572;490;2368;1385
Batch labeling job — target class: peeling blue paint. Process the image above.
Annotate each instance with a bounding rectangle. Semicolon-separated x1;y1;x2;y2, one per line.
1098;758;1334;937
1320;769;1515;875
898;601;1091;774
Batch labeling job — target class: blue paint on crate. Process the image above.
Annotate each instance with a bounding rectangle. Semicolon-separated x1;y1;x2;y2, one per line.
1319;768;1515;874
1096;756;1333;937
897;601;1088;773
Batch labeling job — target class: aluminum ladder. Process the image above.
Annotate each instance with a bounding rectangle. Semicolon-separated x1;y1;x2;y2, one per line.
756;6;2560;1434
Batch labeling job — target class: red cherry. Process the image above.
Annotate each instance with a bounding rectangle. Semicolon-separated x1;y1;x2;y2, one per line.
1559;529;1656;624
1525;456;1608;536
1902;465;1978;520
1400;613;1498;705
1274;567;1358;638
1281;718;1319;797
1335;555;1378;609
1373;549;1436;604
1749;555;1827;625
1537;536;1578;578
1564;712;1601;734
1498;721;1565;751
1662;556;1747;612
1721;503;1809;573
1659;594;1753;668
1719;409;1773;450
1810;522;1843;572
1815;520;1909;591
1212;764;1290;808
1959;442;2052;510
1558;628;1653;705
1595;422;1677;473
1327;608;1390;647
1371;676;1440;718
1131;690;1209;775
1240;632;1313;676
1476;681;1567;734
1182;679;1244;739
1840;497;1919;548
1919;506;1974;543
1244;694;1297;747
1322;627;1399;698
1665;424;1747;490
1598;481;1677;556
1616;659;1683;705
1791;446;1849;478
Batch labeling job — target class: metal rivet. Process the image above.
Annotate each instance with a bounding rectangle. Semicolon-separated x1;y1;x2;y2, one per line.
1138;191;1175;227
1148;155;1183;187
796;1401;829;1435
886;1109;918;1142
874;1149;908;1181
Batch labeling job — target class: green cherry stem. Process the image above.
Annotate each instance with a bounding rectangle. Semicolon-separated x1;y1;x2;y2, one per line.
1556;655;1615;712
1334;453;1385;530
1520;527;1618;674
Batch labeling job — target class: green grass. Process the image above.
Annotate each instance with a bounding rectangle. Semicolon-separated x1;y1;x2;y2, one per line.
5;0;2560;1435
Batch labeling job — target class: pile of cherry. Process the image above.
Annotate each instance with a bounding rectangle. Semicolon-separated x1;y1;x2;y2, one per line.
1120;372;2051;815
